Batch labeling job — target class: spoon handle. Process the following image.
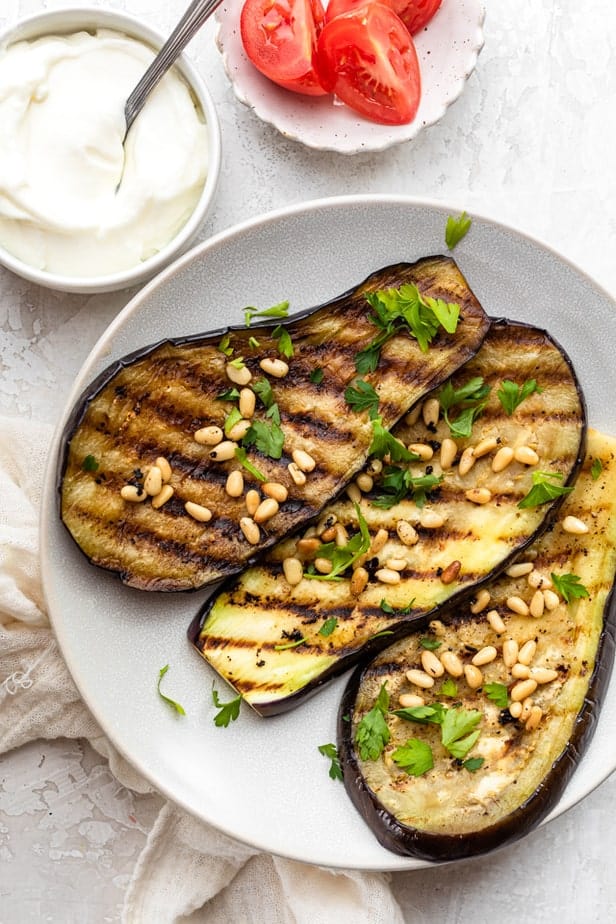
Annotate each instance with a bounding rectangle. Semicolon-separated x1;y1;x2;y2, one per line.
124;0;224;134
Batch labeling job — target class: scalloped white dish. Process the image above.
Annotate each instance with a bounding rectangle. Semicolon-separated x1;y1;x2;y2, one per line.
215;0;485;153
40;196;616;871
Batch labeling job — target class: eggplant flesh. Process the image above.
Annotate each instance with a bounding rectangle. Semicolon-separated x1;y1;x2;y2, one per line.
338;430;616;862
59;256;489;591
192;320;586;715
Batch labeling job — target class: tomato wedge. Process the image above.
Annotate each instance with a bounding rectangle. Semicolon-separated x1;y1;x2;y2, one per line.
316;4;421;125
240;0;328;95
325;0;442;35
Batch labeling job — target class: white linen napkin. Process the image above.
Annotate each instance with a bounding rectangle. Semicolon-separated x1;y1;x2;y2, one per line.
0;414;406;923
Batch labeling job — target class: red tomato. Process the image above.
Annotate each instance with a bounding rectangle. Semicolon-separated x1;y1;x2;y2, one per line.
240;0;328;95
316;4;421;125
325;0;442;35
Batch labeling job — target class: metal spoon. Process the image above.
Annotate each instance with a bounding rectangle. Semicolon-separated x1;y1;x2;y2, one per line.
123;0;224;139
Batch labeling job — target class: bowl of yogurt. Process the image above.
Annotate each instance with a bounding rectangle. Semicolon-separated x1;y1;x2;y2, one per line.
0;6;221;293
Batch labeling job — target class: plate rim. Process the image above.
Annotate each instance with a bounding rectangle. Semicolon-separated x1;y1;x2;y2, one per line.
40;193;616;871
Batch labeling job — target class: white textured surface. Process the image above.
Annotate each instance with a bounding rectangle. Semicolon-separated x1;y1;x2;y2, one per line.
2;0;616;920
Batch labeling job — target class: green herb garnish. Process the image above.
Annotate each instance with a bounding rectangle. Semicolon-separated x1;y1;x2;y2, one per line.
445;211;472;250
224;406;243;436
355;682;390;760
244;300;290;327
420;637;442;651
319;617;338;637
310;368;324;385
248;336;260;349
369;417;418;463
391;738;434;776
242;418;285;459
518;471;574;509
253;377;275;409
306;504;370;581
484;682;509;709
344;379;380;417
274;636;307;650
212;687;242;727
156;665;186;716
371;464;442;509
463;756;485;773
439;377;491;439
550;572;590;603
272;324;294;358
81;454;99;472
380;598;415;615
228;355;246;369
440;707;482;759
497;378;542;415
591;458;603;480
234;446;267;482
218;333;233;356
217;387;241;402
318;743;343;781
440;678;458;697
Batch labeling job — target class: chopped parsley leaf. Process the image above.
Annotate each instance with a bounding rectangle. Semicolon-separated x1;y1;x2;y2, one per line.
445;211;472;250
484;682;509;709
440;678;458;697
518;471;574;509
218;333;233;356
380;598;415;615
81;454;99;472
369;416;418;463
212;687;242;727
272;324;294;358
318;743;343;781
550;572;590;603
217;387;241;402
248;336;260;349
344;379;380;418
310;368;324;385
305;504;370;581
371;464;442;509
420;637;442;651
253;377;275;409
156;665;186;716
463;756;485;773
591;458;603;481
274;637;307;650
242;418;285;459
392;738;434;776
497;378;543;415
440;707;482;759
319;617;338;637
234;446;267;482
244;300;289;327
355;682;390;761
439;377;491;439
224;406;243;436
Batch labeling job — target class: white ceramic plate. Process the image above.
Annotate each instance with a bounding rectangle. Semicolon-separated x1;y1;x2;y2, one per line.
216;0;485;153
41;196;616;871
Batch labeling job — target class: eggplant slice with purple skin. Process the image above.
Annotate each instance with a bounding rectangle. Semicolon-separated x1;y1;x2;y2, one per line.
337;430;616;862
192;320;586;715
59;256;489;591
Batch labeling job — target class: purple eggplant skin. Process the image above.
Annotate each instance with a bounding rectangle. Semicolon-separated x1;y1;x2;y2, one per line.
57;256;490;592
337;584;616;862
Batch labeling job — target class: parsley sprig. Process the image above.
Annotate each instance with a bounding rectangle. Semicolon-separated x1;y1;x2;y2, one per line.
318;743;343;781
369;416;418;462
550;572;590;603
242;418;285;459
439;377;491;439
518;471;574;509
355;683;390;760
344;379;380;417
355;284;460;373
244;300;289;327
371;464;443;509
484;682;509;709
393;703;482;760
156;665;186;716
305;504;370;581
391;738;434;776
497;379;542;415
212;687;242;727
445;211;472;250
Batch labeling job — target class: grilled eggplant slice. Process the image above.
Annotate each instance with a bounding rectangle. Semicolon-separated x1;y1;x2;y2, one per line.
192;320;586;714
338;429;616;861
59;256;489;591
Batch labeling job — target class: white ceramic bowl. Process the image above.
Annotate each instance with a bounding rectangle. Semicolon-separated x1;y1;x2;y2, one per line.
0;6;222;294
216;0;485;154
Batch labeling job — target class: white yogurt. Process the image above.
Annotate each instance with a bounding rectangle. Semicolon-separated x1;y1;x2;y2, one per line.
0;29;209;277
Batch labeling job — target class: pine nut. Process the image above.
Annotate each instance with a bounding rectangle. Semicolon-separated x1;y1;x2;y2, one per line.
525;705;543;731
404;404;422;426
321;526;336;542
396;520;418;546
350;566;369;595
386;557;408;572
260;357;289;378
502;639;519;667
506;595;529;616
195;425;223;446
239;388;256;418
422;397;440;427
408;442;434;461
227;419;252;442
528;570;552;590
471;589;491;614
225;470;244;498
156;457;172;483
440;438;457;470
292;448;316;472
420;510;445;529
518;639;537;665
509;701;523;719
511;663;531;679
151;484;174;508
144;465;162;496
514;446;539;466
297;538;320;558
472;646;497;667
465;487;492;505
375;568;401;585
520;697;534;722
406;669;435;689
245;489;260;516
288;462;307;486
346;483;362;504
226;363;252;386
209;440;236;462
492;446;514;472
262;482;288;503
474;436;498;458
464;664;483;689
369;528;388;555
399;693;425;709
562;515;589;535
440;650;464;677
120;484;146;502
531;667;559;684
529;590;545;618
314;557;333;574
543;588;560;610
254;497;279;523
440;560;461;584
506;561;534;578
185;501;212;522
486;609;506;633
368;458;383;475
283;557;303;585
356;472;374;492
334;523;349;547
458;447;476;476
511;678;538;701
421;650;445;677
240;517;260;544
